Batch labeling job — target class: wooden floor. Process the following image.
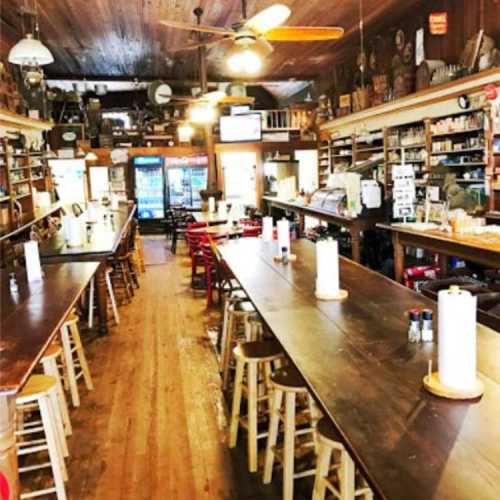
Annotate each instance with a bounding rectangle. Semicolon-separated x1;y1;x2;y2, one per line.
65;237;282;500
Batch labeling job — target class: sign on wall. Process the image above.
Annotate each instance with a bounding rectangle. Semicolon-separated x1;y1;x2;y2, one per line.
429;12;448;35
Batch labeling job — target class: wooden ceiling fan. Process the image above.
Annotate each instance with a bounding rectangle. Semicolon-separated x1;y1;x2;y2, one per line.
159;0;344;56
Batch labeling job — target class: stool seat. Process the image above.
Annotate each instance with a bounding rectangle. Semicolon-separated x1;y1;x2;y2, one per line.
64;312;79;325
233;301;255;313
17;375;57;404
234;340;282;361
42;343;63;361
229;289;248;300
270;366;307;392
316;417;343;445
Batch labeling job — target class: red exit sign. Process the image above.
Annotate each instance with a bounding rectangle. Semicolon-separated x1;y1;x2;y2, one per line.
429;12;448;35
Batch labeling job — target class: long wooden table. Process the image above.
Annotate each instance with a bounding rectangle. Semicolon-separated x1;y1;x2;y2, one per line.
0;262;98;499
38;203;136;335
219;238;500;500
193;211;248;225
378;223;500;282
263;196;381;263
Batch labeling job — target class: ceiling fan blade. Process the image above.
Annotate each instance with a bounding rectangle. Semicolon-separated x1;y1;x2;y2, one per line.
263;26;344;41
244;4;291;35
171;36;230;53
159;20;233;36
255;38;274;58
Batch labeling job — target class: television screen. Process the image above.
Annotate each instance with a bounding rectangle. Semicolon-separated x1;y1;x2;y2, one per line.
219;113;262;143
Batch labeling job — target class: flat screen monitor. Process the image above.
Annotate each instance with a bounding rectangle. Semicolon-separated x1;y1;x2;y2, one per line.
219;113;262;143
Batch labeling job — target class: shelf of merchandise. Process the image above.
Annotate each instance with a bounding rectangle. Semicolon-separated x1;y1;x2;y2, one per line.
317;138;331;188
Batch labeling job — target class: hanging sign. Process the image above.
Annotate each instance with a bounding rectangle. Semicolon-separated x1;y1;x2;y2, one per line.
429;12;448;35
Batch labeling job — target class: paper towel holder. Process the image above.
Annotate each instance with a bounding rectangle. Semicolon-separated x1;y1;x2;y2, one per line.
315;289;349;301
273;254;297;263
423;360;484;400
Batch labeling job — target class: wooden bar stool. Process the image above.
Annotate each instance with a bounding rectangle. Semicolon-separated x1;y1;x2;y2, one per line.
312;417;373;500
16;375;68;500
87;268;120;328
221;300;256;390
229;340;284;473
245;313;264;342
40;344;72;436
263;366;323;500
219;289;247;353
60;312;94;407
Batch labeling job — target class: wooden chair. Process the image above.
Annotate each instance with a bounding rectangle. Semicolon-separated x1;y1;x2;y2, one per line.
312;417;373;500
242;224;262;237
186;229;206;288
16;375;68;500
263;366;323;500
228;340;284;472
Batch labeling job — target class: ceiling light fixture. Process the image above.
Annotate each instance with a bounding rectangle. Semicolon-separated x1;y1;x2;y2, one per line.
189;104;217;124
85;151;98;161
227;46;262;75
178;123;195;142
8;33;54;66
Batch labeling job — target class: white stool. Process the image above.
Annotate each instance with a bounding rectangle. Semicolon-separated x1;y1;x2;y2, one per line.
41;343;72;436
87;269;120;328
60;313;94;407
16;375;68;500
312;416;373;500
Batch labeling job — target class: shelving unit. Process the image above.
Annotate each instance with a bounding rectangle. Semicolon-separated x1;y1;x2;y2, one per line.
317;138;331;187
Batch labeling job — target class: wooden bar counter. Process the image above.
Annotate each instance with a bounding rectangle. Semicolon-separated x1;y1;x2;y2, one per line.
0;262;98;498
219;238;500;500
38;203;136;335
263;196;381;263
378;223;500;282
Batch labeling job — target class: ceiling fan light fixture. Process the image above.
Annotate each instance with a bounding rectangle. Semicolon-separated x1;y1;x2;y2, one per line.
227;47;262;75
8;33;54;66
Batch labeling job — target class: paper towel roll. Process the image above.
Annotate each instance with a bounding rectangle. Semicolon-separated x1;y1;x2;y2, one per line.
262;217;274;241
218;201;227;218
315;238;340;296
277;219;290;256
62;215;72;242
24;241;43;282
110;194;119;210
68;216;84;247
438;287;477;391
208;197;215;213
87;202;99;222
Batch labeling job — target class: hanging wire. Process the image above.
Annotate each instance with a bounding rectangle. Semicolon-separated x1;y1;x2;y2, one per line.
359;0;365;89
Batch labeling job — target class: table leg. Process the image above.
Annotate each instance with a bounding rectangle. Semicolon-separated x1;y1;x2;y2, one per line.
96;263;109;336
350;229;361;263
439;254;449;277
0;394;18;500
298;213;305;237
393;233;405;283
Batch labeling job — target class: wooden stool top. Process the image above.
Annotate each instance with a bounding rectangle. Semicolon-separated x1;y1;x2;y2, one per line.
17;374;57;403
41;343;63;361
316;416;344;445
270;366;308;392
234;340;283;362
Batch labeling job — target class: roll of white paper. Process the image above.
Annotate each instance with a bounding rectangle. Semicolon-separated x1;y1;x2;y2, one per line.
68;216;83;247
277;219;290;257
315;238;340;296
110;194;119;210
218;201;227;218
262;217;274;241
438;287;477;391
62;215;72;242
24;241;43;282
87;202;99;222
208;197;215;213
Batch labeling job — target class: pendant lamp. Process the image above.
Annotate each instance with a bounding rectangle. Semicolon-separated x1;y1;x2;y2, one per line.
8;33;54;66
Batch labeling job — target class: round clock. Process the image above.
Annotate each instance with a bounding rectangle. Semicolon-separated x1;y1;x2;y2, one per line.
148;80;172;106
458;94;470;110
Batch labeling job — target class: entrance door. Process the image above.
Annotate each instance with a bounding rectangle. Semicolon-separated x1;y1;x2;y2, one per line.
220;152;258;207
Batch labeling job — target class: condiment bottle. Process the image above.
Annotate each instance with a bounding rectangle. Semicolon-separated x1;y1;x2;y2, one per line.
421;309;434;342
281;246;289;264
408;309;421;343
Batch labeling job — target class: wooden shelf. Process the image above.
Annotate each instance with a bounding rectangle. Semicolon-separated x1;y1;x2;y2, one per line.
442;162;486;167
388;143;426;150
430;148;485;155
456;179;485;183
10;179;30;185
13;193;31;200
0;109;53;132
0;195;10;202
31;176;44;181
432;127;483;138
356;146;384;153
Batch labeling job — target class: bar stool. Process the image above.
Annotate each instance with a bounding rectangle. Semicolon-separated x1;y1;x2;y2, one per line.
229;340;284;473
221;300;257;390
40;343;72;436
60;312;94;407
263;366;323;500
245;313;264;342
16;375;68;500
87;267;120;328
312;417;373;500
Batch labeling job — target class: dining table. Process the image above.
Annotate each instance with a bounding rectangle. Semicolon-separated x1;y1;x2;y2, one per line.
0;262;99;499
218;237;500;500
38;202;136;335
192;211;248;225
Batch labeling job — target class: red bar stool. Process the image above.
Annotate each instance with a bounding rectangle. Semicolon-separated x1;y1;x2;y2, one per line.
312;417;373;500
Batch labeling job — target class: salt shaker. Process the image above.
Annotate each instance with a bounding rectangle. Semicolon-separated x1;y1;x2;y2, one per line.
408;309;421;343
421;309;434;342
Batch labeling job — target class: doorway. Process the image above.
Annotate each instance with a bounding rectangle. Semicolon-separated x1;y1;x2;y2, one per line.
220;151;258;207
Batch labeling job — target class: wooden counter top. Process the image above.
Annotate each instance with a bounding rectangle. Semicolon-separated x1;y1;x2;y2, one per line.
0;262;98;394
219;238;500;500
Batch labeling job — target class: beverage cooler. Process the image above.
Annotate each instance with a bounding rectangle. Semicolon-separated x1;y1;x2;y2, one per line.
165;156;208;209
133;156;165;223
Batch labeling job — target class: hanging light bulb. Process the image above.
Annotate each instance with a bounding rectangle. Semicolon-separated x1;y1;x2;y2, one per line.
178;123;195;142
188;104;217;124
226;46;262;76
8;33;54;66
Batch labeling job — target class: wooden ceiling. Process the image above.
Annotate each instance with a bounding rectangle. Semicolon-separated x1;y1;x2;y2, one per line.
1;0;423;82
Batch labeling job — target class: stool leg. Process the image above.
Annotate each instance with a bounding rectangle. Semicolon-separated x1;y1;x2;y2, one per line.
47;386;68;460
247;361;258;473
340;449;356;500
88;277;95;328
219;296;230;357
312;440;333;500
60;325;80;407
222;309;235;390
42;357;72;436
39;395;68;500
69;322;94;391
263;388;283;484
229;357;245;448
307;394;322;452
283;391;296;500
106;270;120;325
